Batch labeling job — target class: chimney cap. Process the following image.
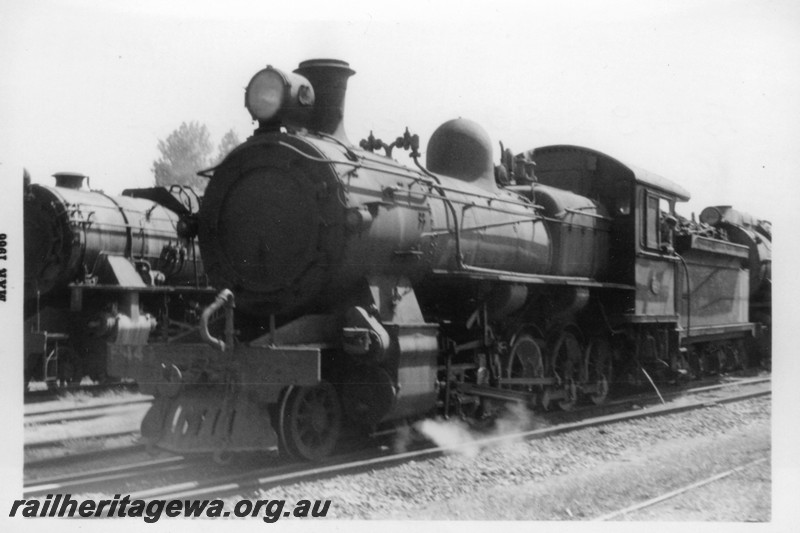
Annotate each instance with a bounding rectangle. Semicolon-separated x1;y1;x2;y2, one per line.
295;58;355;76
53;172;88;189
292;58;356;142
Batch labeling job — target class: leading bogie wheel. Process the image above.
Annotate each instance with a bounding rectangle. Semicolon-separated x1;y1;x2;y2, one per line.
278;382;342;461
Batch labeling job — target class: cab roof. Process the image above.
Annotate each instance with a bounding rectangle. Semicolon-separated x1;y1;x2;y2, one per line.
530;145;691;202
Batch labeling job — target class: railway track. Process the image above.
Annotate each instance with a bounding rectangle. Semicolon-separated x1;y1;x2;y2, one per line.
592;456;770;521
145;378;771;500
24;396;152;464
23;447;283;499
24;382;140;403
24;375;767;501
25;431;142;452
25;398;152;425
25;443;148;469
24;455;189;497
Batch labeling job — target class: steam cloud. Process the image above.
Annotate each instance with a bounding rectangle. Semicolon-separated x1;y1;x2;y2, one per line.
404;401;548;457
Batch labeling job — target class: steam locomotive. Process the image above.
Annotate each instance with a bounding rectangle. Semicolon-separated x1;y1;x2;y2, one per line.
124;59;770;460
24;172;215;388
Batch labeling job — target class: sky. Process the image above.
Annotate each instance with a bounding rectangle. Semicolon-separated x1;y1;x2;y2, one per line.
1;0;799;222
1;0;800;527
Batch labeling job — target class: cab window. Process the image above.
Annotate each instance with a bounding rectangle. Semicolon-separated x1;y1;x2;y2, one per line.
644;193;672;250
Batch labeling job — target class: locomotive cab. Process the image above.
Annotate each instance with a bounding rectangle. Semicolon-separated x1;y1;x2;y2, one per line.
632;181;686;322
529;145;689;291
529;146;753;378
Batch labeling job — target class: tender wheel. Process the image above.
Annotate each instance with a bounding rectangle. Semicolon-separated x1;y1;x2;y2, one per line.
701;345;722;375
584;337;613;405
723;340;746;372
550;330;583;411
278;382;342;461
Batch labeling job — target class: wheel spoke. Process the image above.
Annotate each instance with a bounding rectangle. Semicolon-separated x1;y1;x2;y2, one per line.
585;337;613;405
279;381;342;461
550;330;583;411
506;334;545;387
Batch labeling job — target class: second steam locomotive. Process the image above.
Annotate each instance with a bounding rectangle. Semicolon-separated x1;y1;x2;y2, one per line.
24;173;215;388
122;59;770;460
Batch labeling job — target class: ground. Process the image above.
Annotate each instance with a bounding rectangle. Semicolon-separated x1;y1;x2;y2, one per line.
386;418;770;521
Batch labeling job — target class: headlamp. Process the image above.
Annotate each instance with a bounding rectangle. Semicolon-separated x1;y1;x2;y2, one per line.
245;66;315;125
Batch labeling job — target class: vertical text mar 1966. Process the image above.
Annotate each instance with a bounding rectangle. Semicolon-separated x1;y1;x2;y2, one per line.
0;233;7;301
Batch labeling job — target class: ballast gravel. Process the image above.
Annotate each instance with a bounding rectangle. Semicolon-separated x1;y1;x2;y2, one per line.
253;396;770;519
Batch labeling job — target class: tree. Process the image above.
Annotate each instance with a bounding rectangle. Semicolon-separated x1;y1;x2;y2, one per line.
152;121;213;190
214;129;241;166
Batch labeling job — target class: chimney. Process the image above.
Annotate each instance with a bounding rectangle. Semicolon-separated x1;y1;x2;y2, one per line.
294;59;355;143
53;172;87;189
